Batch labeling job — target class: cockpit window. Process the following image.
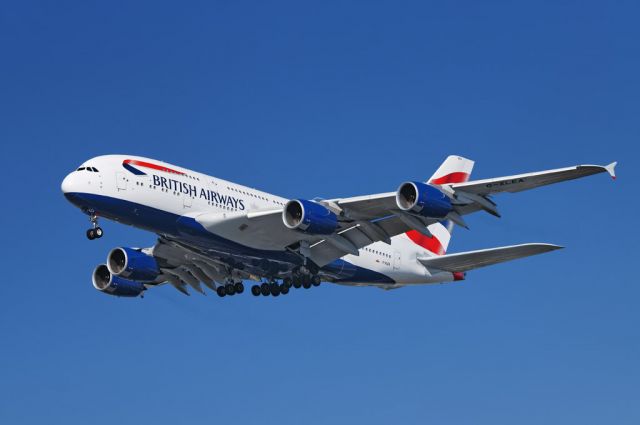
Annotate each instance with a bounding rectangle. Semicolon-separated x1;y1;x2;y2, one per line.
91;167;99;172
77;167;85;171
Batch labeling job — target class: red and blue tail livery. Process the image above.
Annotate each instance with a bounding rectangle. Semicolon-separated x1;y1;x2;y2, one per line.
61;154;616;298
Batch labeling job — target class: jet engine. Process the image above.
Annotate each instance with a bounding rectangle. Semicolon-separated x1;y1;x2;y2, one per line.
396;181;453;218
107;247;160;282
283;199;338;235
92;264;146;297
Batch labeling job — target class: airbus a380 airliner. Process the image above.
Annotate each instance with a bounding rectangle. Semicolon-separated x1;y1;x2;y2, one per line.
61;155;616;298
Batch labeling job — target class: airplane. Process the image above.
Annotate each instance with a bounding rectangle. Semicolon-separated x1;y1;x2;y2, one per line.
61;155;617;298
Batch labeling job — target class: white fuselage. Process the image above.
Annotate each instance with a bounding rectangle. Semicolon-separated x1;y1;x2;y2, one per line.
61;155;458;286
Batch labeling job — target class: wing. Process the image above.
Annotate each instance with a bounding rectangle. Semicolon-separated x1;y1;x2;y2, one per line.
193;205;427;267
188;159;616;268
449;162;616;195
446;162;617;217
417;243;563;272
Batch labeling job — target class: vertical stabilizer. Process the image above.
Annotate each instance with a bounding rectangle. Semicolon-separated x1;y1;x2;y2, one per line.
428;155;475;185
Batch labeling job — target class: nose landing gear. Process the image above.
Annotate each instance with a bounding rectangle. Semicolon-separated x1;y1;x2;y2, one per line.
86;213;103;240
86;227;103;240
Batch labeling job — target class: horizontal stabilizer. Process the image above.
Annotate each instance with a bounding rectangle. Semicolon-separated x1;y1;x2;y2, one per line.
418;243;563;272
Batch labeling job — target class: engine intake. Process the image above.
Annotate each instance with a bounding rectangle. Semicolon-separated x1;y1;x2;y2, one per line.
396;181;452;218
283;199;338;235
92;264;146;297
107;247;160;282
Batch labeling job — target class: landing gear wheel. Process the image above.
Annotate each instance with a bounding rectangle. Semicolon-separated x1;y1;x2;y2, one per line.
270;285;280;297
293;280;302;289
225;284;236;296
283;278;292;289
312;276;321;286
86;213;102;240
280;285;289;295
302;280;311;289
216;286;226;297
234;282;244;294
260;283;270;296
251;285;261;296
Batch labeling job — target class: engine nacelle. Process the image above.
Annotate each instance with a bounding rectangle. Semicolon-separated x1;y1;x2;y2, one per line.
396;181;453;218
92;264;146;297
107;247;160;282
283;199;338;235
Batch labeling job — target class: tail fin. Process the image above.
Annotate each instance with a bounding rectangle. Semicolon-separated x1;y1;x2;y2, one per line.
428;155;475;185
405;219;455;256
404;155;474;256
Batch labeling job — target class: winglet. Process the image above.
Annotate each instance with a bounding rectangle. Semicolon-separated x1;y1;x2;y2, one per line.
605;162;617;180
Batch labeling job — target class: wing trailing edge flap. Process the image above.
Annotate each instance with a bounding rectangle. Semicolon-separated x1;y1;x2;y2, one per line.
153;238;232;295
164;274;191;296
309;215;411;267
417;243;563;273
164;267;206;295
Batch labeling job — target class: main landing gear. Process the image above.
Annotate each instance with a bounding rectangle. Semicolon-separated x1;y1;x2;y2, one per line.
86;213;103;240
216;281;244;298
251;280;287;297
250;275;321;298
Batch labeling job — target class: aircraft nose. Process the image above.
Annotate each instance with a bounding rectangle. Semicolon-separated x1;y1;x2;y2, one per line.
61;172;87;207
61;172;76;194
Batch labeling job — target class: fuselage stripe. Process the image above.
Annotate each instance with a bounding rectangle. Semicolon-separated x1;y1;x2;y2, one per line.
123;159;185;176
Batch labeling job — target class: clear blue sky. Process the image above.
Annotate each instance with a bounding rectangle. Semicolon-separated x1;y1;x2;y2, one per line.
1;1;637;423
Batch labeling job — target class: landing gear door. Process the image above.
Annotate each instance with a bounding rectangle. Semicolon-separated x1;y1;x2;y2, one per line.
116;172;127;191
393;251;401;270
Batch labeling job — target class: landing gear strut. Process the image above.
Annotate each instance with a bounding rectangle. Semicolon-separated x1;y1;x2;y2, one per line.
86;213;103;240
